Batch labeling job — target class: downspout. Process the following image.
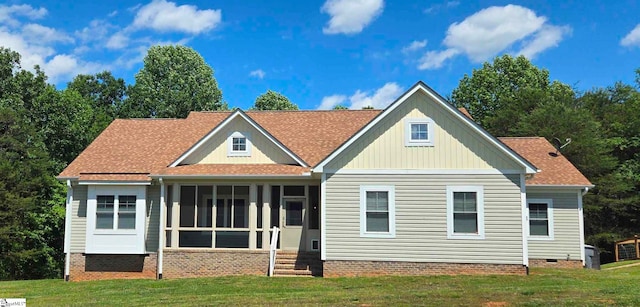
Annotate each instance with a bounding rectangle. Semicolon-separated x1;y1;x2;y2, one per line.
64;180;73;281
578;187;589;266
158;178;165;279
520;174;529;271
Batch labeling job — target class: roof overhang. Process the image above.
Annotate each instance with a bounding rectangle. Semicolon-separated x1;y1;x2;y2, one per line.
150;173;313;180
526;184;595;189
312;82;538;174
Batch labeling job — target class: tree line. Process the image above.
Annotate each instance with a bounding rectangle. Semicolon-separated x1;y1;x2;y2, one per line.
0;45;637;279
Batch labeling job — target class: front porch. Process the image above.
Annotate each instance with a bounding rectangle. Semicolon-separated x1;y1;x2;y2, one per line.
161;181;322;277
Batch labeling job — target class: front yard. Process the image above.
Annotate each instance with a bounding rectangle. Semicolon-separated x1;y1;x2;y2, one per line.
1;265;638;306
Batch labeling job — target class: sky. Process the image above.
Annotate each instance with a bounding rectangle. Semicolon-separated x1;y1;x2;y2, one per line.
1;0;639;110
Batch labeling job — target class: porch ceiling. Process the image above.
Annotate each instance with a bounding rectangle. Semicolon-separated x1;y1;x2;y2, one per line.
154;164;311;176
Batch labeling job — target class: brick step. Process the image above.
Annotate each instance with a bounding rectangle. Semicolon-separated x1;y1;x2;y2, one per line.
275;258;297;264
274;263;312;270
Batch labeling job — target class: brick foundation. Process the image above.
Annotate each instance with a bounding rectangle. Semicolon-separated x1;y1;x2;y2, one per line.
323;260;526;277
529;259;583;268
162;249;269;278
69;253;157;281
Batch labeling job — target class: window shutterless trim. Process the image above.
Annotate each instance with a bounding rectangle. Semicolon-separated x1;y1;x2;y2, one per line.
446;186;485;239
404;118;435;147
527;198;554;241
360;185;396;238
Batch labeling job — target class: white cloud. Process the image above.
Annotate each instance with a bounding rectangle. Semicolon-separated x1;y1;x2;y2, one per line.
108;10;118;17
22;23;74;44
402;40;427;53
106;31;130;49
321;0;384;35
417;5;570;70
249;69;265;79
418;48;460;69
319;82;403;110
424;1;459;14
0;4;47;27
75;19;113;43
318;94;347;110
518;25;571;58
621;24;640;47
132;0;222;34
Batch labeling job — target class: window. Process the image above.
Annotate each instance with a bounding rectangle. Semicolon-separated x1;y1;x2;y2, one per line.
447;186;484;239
96;195;136;230
360;185;395;238
232;137;246;151
227;132;251;156
405;118;434;146
96;196;115;229
528;199;554;240
118;196;136;229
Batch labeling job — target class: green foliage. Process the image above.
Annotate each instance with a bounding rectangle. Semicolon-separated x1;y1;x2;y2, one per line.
333;105;348;110
362;106;375;109
451;55;640;263
123;45;227;118
252;90;298;110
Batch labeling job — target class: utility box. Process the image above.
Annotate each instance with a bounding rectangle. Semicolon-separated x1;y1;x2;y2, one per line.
585;245;600;269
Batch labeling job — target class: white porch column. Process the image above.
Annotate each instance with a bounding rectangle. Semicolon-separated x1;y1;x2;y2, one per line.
171;184;180;248
249;184;257;249
262;184;271;249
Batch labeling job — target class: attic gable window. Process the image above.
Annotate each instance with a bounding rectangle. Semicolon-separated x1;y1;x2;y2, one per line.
405;118;434;146
227;132;251;157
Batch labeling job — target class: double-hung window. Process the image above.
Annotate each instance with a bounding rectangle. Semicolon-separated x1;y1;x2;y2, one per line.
405;118;434;146
528;199;554;240
360;186;395;238
447;186;484;239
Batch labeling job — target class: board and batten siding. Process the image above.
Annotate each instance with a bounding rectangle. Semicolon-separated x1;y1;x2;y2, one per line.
182;116;296;165
145;185;161;252
325;91;521;171
70;185;87;253
324;173;524;264
527;188;582;261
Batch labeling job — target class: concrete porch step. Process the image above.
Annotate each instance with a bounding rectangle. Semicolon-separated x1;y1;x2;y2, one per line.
273;269;313;276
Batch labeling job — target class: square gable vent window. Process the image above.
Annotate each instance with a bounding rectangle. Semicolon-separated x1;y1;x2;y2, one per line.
405;118;434;147
228;132;252;157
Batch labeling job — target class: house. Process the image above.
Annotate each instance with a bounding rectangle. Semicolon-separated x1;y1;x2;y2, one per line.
57;82;592;281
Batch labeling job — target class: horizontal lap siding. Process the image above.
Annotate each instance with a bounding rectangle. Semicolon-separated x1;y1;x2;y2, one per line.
325;173;523;264
527;189;582;260
70;185;87;253
146;185;160;252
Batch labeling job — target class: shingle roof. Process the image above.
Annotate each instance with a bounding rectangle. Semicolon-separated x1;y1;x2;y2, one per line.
499;137;592;187
59;110;590;187
59;110;379;180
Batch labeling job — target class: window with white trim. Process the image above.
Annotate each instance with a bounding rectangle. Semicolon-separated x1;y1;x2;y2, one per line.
528;199;554;240
96;195;136;230
404;118;434;146
360;185;395;238
227;132;251;156
447;186;484;239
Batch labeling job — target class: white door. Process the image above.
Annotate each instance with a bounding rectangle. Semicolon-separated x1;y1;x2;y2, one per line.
281;199;305;251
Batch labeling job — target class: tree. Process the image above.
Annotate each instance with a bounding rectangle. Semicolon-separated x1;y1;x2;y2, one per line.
252;90;298;110
333;105;348;110
451;55;559;136
123;45;227;118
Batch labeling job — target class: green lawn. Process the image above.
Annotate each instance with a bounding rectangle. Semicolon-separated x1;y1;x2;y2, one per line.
1;266;639;306
601;259;640;269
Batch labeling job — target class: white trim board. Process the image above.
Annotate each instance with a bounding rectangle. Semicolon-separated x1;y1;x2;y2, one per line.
312;82;537;174
170;109;308;167
325;169;523;175
78;181;151;186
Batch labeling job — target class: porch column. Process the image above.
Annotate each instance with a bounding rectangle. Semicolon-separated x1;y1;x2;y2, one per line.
249;184;257;249
262;184;271;249
171;184;180;248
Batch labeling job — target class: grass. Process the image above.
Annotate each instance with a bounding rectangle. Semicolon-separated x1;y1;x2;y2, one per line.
601;259;640;269
1;266;639;306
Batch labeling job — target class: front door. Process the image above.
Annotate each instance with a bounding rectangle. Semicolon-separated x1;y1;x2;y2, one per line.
281;199;305;250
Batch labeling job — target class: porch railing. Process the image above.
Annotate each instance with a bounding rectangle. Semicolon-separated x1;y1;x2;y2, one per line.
268;226;280;277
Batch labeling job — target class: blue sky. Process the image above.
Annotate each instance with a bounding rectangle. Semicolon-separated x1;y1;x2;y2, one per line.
1;0;639;110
